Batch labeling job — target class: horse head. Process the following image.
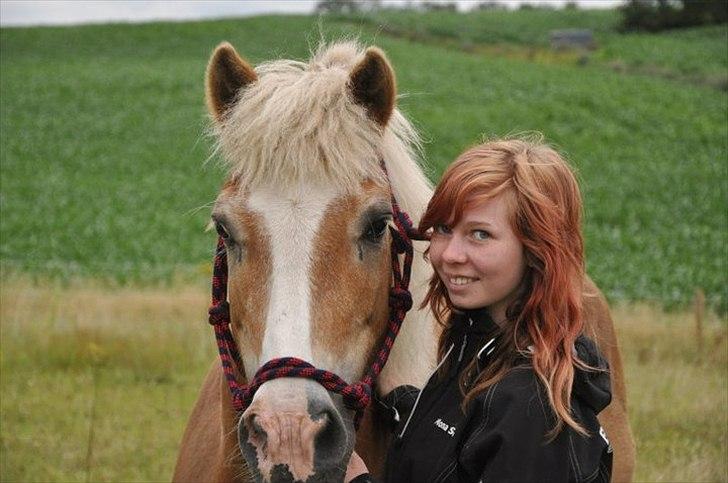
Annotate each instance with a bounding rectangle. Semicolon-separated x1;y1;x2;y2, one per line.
205;41;436;482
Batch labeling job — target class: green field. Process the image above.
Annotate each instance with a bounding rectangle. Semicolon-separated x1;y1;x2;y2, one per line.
337;8;728;87
1;8;727;482
1;11;726;311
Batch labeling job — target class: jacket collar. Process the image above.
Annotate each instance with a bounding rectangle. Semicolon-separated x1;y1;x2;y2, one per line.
451;306;499;338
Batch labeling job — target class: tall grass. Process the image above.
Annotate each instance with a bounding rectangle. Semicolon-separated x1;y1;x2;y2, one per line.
0;281;725;481
0;279;213;481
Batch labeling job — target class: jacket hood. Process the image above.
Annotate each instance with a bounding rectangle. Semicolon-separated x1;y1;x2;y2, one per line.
572;335;612;414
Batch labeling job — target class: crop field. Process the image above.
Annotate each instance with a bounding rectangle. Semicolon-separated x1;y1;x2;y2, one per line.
1;12;726;311
1;7;726;482
337;8;728;87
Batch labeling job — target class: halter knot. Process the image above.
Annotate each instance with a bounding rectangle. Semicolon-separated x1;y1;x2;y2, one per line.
342;381;372;411
389;287;413;312
208;301;230;325
390;227;411;254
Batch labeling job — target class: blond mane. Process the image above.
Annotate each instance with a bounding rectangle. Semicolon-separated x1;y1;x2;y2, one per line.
212;41;433;221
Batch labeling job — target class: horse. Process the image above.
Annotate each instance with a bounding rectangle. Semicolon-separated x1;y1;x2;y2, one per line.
172;41;635;482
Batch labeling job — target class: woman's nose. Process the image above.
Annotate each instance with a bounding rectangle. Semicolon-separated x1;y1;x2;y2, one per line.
441;235;467;264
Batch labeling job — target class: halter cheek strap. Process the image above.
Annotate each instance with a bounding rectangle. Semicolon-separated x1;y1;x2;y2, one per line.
207;187;420;429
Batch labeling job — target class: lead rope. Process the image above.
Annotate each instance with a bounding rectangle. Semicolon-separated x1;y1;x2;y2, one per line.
207;178;422;428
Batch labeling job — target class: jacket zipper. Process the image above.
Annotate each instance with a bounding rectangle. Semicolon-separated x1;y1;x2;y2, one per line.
457;317;474;363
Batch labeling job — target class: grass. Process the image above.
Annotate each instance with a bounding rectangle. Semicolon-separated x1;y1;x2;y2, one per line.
1;11;725;481
0;14;726;308
0;280;725;481
336;8;728;88
0;279;213;482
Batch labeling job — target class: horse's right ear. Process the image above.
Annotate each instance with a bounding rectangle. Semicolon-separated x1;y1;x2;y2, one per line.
349;47;396;127
205;42;257;122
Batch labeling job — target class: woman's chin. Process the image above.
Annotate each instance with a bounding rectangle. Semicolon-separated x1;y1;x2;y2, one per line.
448;293;485;310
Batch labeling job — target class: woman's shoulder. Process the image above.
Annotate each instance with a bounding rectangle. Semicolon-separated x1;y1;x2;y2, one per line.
466;335;611;423
572;335;612;413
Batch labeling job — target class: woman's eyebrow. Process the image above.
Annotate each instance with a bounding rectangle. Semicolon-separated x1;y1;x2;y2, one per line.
461;220;495;228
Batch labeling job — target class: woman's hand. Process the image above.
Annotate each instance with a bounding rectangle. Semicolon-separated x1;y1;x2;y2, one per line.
345;451;369;482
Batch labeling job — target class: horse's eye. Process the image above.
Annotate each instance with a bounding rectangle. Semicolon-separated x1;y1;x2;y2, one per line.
363;217;389;243
215;221;231;242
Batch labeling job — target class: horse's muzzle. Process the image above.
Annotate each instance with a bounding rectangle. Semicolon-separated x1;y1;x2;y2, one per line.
237;378;352;482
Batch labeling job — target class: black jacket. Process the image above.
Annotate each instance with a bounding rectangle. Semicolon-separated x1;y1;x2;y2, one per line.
356;308;613;483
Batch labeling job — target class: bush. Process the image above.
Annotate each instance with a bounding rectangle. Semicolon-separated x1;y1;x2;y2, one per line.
620;0;727;32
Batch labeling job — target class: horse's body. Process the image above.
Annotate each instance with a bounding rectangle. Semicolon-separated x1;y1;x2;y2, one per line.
173;42;634;482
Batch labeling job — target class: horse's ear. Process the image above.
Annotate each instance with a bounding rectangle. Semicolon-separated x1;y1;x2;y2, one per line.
349;47;396;127
206;42;257;122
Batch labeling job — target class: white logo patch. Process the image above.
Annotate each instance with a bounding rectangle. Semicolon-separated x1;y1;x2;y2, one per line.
434;418;456;437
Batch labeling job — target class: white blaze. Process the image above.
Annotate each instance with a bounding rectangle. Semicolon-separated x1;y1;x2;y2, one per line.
247;184;339;366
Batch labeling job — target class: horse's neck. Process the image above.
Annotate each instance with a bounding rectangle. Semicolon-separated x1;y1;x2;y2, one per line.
219;369;250;481
383;140;433;225
378;152;440;395
377;246;439;395
172;362;249;482
355;404;395;478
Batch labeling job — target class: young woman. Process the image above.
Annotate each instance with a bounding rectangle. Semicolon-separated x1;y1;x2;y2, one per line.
347;138;613;482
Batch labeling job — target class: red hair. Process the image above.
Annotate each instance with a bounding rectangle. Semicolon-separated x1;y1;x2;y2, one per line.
420;137;588;437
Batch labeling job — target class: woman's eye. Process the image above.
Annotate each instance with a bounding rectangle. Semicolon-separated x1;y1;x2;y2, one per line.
472;230;490;241
363;217;389;242
434;224;451;235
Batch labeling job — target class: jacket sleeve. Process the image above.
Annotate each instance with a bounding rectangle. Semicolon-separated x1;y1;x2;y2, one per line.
456;369;607;483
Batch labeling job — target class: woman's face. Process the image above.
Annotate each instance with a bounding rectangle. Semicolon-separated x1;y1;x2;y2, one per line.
429;192;526;322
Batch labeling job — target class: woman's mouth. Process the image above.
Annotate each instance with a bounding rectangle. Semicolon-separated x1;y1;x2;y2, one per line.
449;276;479;286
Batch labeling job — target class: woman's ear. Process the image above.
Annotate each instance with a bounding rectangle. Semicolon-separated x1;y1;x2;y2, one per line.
205;42;257;122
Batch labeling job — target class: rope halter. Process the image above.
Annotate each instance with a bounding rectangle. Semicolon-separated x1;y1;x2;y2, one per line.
207;173;421;428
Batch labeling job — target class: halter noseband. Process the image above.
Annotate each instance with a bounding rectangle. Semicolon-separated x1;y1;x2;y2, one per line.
207;172;421;428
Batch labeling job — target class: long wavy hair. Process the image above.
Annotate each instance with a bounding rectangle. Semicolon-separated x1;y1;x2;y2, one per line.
420;136;589;437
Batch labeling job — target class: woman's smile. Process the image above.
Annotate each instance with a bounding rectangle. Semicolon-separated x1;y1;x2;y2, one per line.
429;191;526;321
447;275;480;286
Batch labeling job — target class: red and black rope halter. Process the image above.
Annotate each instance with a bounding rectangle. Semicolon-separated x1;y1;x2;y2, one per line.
207;172;422;429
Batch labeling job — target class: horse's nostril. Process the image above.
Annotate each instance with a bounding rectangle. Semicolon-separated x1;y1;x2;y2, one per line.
244;413;268;448
312;406;348;464
251;416;265;436
312;410;330;424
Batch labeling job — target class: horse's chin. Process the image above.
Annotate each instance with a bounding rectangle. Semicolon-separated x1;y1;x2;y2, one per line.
237;404;356;483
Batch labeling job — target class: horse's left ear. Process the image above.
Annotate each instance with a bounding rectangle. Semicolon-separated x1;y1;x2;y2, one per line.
206;42;258;122
349;47;396;127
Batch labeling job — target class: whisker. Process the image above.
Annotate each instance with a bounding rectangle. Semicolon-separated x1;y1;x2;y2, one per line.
184;201;216;217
